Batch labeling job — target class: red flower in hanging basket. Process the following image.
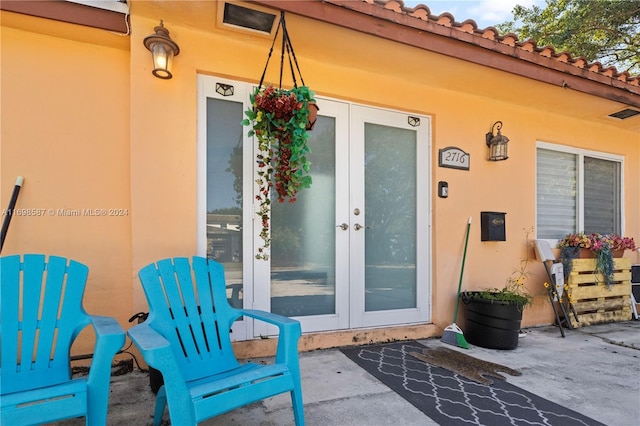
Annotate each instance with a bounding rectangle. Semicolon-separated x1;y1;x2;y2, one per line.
242;84;317;260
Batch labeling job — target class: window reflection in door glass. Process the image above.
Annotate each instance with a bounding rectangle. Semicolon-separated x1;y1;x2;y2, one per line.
364;123;417;311
206;97;243;308
271;116;337;317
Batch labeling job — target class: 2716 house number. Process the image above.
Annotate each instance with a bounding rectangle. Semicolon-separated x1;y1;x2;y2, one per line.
438;147;470;170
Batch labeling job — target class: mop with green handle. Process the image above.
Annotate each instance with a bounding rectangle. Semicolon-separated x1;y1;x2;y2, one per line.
441;216;471;349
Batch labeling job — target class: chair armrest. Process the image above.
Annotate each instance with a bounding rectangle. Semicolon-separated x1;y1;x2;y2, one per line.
89;315;126;355
128;322;173;366
127;323;189;395
239;309;301;364
239;309;300;327
87;315;125;387
91;315;126;338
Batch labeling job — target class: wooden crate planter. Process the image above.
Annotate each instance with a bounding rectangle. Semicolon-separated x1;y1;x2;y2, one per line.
564;258;632;328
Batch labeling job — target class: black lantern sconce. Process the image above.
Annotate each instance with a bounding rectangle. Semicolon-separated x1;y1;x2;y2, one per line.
143;20;180;79
485;121;509;161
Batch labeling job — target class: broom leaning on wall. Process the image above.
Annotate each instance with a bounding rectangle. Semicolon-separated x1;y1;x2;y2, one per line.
441;216;471;349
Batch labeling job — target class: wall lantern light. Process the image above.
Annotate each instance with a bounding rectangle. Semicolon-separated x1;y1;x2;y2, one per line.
485;121;509;161
143;20;180;79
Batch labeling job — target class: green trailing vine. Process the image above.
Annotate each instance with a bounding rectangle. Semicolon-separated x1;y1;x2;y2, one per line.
594;245;615;287
242;84;316;260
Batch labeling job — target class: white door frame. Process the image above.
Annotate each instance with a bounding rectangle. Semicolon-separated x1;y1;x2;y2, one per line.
349;104;432;328
197;75;432;339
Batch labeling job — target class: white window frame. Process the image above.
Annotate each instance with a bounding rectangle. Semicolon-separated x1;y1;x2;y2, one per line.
536;141;626;244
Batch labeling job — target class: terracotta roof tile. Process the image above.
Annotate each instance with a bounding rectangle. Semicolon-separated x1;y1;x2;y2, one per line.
589;62;604;73
435;13;454;27
458;20;476;34
480;28;499;41
602;66;617;77
501;34;518;47
617;71;631;82
382;0;403;12
539;46;555;57
520;40;537;52
407;7;429;20
572;57;588;68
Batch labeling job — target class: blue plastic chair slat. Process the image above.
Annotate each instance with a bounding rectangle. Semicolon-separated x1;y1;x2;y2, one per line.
19;254;47;373
129;256;305;426
1;254;125;426
156;259;212;373
192;257;219;352
34;257;65;371
168;258;210;359
40;258;79;372
192;258;240;376
53;259;91;370
2;255;22;371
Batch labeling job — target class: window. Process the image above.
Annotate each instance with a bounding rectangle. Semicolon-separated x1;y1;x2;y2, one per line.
536;143;623;239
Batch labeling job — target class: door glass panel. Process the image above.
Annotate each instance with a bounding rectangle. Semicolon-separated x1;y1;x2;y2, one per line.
364;123;417;311
271;116;337;317
206;98;243;308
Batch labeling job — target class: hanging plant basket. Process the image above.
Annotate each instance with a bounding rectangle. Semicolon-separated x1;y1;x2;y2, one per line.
242;12;318;260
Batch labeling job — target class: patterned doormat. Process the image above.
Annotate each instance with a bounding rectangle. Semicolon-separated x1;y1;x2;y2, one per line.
341;341;604;426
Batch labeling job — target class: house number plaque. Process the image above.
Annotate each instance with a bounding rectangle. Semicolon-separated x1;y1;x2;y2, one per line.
438;146;470;170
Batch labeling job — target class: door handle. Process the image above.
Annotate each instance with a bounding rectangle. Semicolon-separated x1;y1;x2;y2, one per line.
354;223;371;231
336;223;348;231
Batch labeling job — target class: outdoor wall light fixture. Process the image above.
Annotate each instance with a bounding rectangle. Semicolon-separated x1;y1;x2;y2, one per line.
485;121;509;161
143;20;180;79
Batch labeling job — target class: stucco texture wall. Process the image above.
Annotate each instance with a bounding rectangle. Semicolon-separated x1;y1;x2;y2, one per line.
128;4;639;332
1;0;638;357
1;15;132;356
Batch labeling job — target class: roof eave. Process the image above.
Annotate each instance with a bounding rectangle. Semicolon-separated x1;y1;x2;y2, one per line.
0;0;129;33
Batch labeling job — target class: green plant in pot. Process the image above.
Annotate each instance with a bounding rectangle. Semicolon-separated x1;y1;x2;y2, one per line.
461;227;534;350
242;84;317;260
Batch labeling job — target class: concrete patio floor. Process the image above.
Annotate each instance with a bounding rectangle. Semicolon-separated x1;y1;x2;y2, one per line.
55;320;640;426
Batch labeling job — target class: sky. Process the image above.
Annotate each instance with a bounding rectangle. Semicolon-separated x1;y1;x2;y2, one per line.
402;0;548;29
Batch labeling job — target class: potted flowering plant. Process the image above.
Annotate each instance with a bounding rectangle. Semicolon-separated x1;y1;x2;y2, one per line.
604;234;637;254
461;227;534;350
242;84;317;260
557;232;636;287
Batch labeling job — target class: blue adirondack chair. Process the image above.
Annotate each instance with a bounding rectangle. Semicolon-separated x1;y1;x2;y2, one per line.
128;256;305;426
0;254;126;425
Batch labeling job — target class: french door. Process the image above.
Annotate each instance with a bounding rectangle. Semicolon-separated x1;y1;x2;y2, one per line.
198;76;431;338
348;105;431;328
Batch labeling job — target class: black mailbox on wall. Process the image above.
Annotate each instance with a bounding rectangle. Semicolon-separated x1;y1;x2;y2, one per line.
481;211;506;241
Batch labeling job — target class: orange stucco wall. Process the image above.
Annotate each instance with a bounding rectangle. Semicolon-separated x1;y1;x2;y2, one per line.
1;14;132;355
2;1;639;357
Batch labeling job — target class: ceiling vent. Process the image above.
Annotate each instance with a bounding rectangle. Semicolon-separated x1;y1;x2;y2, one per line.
608;108;640;120
219;3;277;36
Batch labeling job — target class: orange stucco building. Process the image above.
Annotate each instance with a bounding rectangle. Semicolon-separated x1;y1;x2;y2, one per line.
1;0;639;359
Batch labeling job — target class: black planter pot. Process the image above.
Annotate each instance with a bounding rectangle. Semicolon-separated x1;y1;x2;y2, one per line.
460;291;524;350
